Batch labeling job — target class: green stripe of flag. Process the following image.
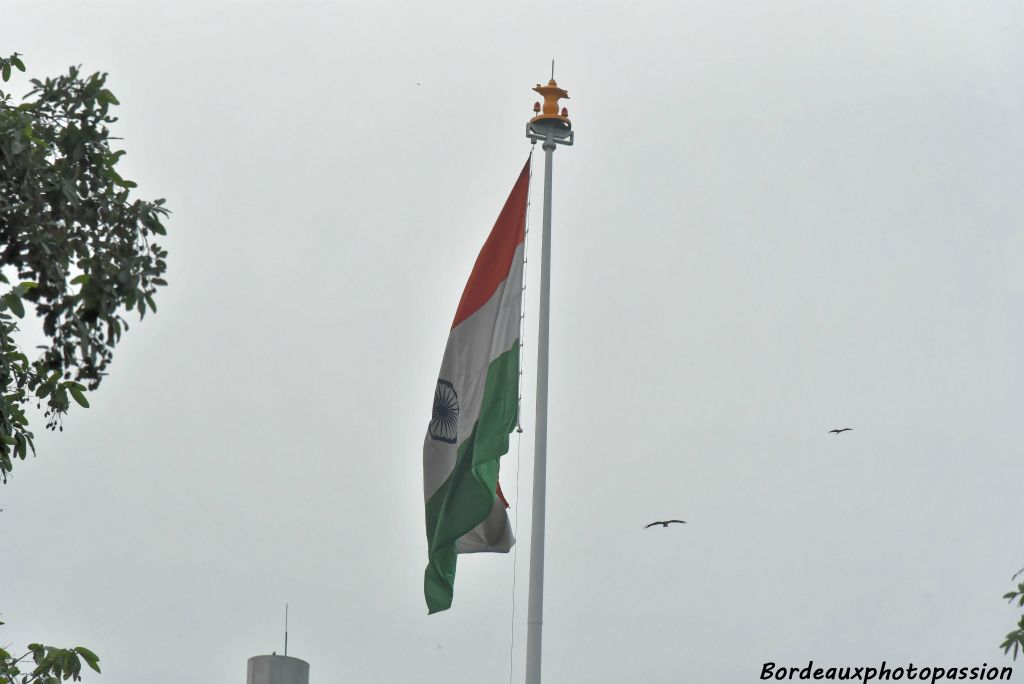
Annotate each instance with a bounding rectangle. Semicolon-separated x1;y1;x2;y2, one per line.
424;341;519;614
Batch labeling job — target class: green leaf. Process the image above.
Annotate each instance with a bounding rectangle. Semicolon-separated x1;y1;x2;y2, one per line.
11;56;25;72
98;88;119;105
2;63;10;82
4;293;24;318
68;386;89;408
70;274;90;285
13;281;37;297
75;647;100;673
6;351;29;366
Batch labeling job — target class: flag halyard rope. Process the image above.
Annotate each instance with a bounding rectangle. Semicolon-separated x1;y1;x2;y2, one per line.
509;149;534;684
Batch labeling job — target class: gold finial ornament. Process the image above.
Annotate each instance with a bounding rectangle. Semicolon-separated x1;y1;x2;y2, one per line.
530;79;570;125
525;71;573;147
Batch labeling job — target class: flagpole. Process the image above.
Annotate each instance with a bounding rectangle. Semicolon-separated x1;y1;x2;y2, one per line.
524;77;573;684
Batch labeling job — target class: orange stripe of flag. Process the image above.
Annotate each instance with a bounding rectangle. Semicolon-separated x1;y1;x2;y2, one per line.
451;159;530;329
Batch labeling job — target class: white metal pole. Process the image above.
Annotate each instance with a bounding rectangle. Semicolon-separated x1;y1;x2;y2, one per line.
523;75;573;682
524;131;556;684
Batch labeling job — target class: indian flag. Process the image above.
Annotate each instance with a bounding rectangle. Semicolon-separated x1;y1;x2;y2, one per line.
423;158;530;614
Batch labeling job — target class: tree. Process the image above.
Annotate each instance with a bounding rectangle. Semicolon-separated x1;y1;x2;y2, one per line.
0;53;169;482
0;618;101;683
1002;569;1024;659
1;54;171;682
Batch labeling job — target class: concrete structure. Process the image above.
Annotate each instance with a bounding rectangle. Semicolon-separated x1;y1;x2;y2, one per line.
246;655;309;684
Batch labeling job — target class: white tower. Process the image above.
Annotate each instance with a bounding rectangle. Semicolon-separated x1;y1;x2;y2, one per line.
246;655;310;684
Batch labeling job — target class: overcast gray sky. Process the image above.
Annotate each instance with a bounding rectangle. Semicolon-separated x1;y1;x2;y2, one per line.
3;1;1024;682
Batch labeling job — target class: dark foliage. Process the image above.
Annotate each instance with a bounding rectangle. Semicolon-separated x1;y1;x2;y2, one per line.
0;53;168;481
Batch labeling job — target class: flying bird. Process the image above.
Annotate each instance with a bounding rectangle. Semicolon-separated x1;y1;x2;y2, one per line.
645;520;686;528
829;428;853;434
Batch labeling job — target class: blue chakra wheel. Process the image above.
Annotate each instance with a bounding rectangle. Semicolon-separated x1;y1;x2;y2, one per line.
430;379;459;443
